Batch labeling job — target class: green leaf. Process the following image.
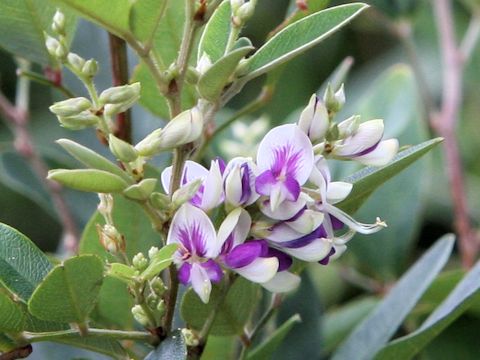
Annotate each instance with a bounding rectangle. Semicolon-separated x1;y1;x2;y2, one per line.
247;314;301;360
375;260;480;360
201;336;236;360
331;235;455;360
129;0;167;43
145;330;187;360
241;3;368;80
198;46;254;101
79;195;160;261
0;223;52;301
337;138;443;214
48;169;129;193
322;297;379;354
0;0;76;65
28;255;104;323
181;277;259;335
141;244;177;281
56;139;130;182
198;0;232;63
0;333;17;353
53;0;132;39
108;263;137;284
0;292;27;333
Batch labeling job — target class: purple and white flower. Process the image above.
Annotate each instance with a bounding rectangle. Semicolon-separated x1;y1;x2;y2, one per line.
167;204;224;303
256;124;314;213
223;157;260;208
162;159;224;211
297;94;329;143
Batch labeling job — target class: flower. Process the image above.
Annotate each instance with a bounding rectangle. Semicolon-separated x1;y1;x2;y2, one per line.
162;159;224;211
223;157;260;208
297;94;329;143
256;124;314;212
167;204;224;303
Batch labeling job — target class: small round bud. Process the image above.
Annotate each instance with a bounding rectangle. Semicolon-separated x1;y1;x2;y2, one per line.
237;2;255;22
99;83;141;105
82;59;99;78
151;278;167;296
57;112;99;130
108;134;138;163
52;10;66;35
148;246;159;259
49;97;92;117
146;293;159;309
45;35;67;60
132;253;148;271
97;224;125;253
131;305;149;327
67;53;86;72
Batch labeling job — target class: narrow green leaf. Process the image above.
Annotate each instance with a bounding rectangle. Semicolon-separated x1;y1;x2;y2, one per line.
181;277;259;335
375;260;480;360
108;263;137;284
48;169;129;193
0;292;27;333
198;0;232;63
241;3;368;80
56;139;130;182
247;314;301;360
337;138;443;214
0;0;76;65
28;255;104;323
145;330;187;360
332;235;455;360
129;0;167;42
322;297;379;354
141;244;177;281
0;223;52;301
53;0;132;38
198;46;254;101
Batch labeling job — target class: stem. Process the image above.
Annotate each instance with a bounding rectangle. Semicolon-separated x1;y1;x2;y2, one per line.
432;0;478;267
0;345;32;360
460;13;480;63
0;59;79;254
16;69;75;98
108;34;132;143
22;328;155;344
225;26;241;55
163;265;179;332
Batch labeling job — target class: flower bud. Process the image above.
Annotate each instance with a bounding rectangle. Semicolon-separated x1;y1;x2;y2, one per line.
108;134;138;163
45;35;67;60
97;193;114;220
224;157;259;207
52;10;66;35
172;179;203;208
148;246;159;259
131;305;149;327
67;53;86;72
49;97;92;117
337;115;360;138
181;328;199;347
57;111;99;130
150;192;171;210
156;299;166;315
236;2;255;22
298;94;329;143
82;59;98;78
146;293;159;309
231;0;245;12
99;83;141;105
151;277;167;296
97;224;125;253
324;83;345;114
123;178;158;201
196;53;212;75
132;253;148;271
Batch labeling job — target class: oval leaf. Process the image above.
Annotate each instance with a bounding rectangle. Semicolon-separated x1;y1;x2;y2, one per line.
375;260;480;360
0;292;27;333
241;3;368;80
198;0;232;63
181;277;259;335
332;235;455;360
48;169;129;193
0;223;52;301
28;255;104;323
198;46;254;101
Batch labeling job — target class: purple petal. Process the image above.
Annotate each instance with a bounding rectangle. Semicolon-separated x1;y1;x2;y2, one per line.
319;247;336;265
287;206;307;222
281;225;327;249
201;259;223;283
178;263;191;285
255;170;276;196
330;215;344;230
267;247;293;271
350;140;380;157
240;163;252;204
225;241;264;269
215;156;226;174
284;176;300;201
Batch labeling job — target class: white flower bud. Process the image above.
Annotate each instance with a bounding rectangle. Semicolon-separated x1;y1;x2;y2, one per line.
324;83;346;113
231;0;245;12
82;59;98;77
337;115;360;138
132;253;148;271
49;97;92;117
237;2;255;22
148;246;159;259
131;305;149;327
67;53;86;72
97;224;125;253
108;134;138;163
196;53;212;75
298;94;329;143
52;10;66;34
151;278;167;296
172;179;203;208
57;111;99;130
45;35;67;60
99;83;141;105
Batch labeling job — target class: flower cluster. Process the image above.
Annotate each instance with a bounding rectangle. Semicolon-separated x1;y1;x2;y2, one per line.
164;91;399;303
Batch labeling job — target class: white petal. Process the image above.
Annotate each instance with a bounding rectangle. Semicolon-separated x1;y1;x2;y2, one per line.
354;139;399;166
282;238;332;262
161;160;208;194
190;263;212;303
327;182;353;204
337;115;360;138
268;223;305;242
217;208;251;248
269;184;287;212
330;244;347;261
261;271;301;293
286;210;324;234
257;124;314;185
235;257;279;283
259;194;307;221
309;157;330;200
201;159;223;211
334;119;384;156
225;164;243;207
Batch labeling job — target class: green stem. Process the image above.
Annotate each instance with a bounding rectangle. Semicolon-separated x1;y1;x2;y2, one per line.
225;26;241;54
22;328;156;344
17;69;75;98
